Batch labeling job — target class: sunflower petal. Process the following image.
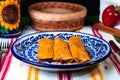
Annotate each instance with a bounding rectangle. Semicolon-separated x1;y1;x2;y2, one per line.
0;1;4;7
10;0;15;5
1;21;5;27
4;0;10;6
9;25;13;30
0;16;3;21
4;23;9;29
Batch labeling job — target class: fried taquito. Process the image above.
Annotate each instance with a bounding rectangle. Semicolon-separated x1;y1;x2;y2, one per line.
68;36;91;63
37;38;54;62
53;37;73;63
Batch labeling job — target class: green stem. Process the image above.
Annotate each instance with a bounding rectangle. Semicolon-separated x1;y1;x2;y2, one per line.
115;6;120;12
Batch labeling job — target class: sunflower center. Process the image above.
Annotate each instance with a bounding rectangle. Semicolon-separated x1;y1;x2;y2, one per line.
2;5;18;24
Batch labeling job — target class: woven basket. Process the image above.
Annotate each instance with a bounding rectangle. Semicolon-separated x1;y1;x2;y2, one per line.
28;2;87;31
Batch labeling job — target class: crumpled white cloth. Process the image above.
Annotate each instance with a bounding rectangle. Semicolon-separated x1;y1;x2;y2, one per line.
99;0;120;29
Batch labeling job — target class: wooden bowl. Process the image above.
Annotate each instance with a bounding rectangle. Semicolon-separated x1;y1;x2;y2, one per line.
28;2;87;31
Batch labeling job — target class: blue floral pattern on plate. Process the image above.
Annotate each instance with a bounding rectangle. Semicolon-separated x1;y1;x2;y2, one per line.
11;32;111;71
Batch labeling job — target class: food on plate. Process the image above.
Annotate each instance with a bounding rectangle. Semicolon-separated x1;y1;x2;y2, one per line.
102;5;120;27
37;38;54;62
68;36;91;63
53;37;73;63
37;36;91;64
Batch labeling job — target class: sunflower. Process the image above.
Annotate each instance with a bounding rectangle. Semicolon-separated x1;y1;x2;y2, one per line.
0;0;20;31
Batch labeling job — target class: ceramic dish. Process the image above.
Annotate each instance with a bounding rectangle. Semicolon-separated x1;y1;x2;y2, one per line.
28;2;87;31
11;32;111;71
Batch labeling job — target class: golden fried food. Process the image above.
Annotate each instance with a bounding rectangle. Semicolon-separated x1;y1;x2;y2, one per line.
37;36;91;64
68;36;91;63
37;38;54;62
53;37;73;63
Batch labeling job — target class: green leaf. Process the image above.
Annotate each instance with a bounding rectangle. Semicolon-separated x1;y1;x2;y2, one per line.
20;17;31;30
85;16;99;25
114;36;120;44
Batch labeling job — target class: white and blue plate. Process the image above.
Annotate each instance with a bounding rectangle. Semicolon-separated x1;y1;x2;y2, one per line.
11;32;111;71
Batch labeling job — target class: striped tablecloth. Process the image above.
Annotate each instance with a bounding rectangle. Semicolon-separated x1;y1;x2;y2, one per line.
0;26;120;80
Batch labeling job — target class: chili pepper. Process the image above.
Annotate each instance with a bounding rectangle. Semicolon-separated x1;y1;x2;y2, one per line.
102;5;120;27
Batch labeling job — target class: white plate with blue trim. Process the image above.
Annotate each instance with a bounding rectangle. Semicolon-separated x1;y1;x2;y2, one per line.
11;31;111;71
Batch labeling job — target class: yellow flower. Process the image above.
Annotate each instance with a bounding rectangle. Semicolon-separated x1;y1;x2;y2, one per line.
0;0;20;30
